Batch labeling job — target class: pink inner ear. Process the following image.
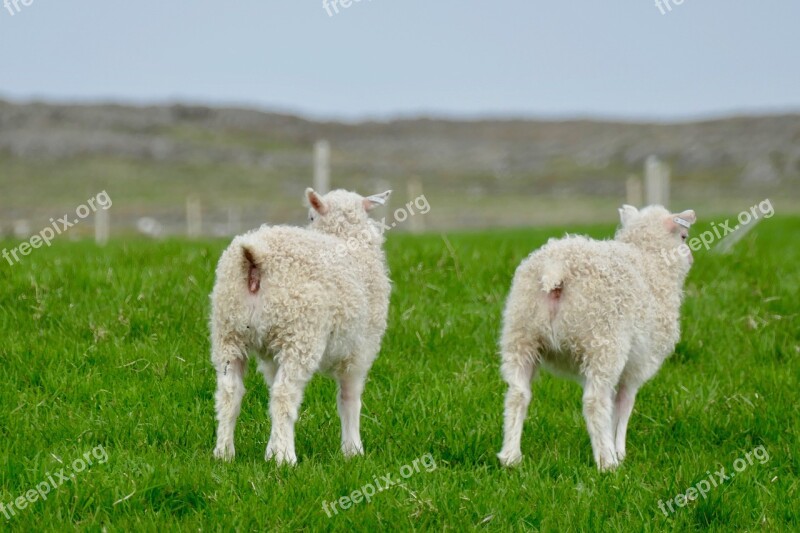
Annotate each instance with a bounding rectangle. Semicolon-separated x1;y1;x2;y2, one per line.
309;193;327;215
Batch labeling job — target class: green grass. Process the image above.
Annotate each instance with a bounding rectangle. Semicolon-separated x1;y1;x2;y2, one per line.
0;217;798;531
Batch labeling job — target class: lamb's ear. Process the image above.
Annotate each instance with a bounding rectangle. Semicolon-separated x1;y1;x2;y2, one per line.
363;190;392;211
305;188;328;215
618;204;639;226
666;209;697;230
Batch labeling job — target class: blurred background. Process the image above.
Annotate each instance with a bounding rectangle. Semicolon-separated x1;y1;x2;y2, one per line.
1;1;799;238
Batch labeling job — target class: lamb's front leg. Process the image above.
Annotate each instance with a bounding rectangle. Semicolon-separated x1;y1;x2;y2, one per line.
582;377;618;471
336;370;367;457
213;356;246;461
265;360;313;466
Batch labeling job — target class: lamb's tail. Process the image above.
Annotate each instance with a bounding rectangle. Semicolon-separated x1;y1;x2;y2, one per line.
240;243;264;294
540;261;566;323
540;261;565;295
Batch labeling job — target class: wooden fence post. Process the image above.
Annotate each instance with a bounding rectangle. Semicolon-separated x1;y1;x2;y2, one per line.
314;140;331;194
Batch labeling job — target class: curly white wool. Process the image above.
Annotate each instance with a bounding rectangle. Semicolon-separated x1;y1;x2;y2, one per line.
498;204;696;471
211;188;392;465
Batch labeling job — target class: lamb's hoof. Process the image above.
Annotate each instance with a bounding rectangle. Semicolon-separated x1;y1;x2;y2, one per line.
265;444;297;466
497;449;523;467
342;443;365;459
596;453;620;472
213;444;235;462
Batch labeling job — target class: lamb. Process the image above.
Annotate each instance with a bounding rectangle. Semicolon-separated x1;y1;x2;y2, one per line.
497;204;697;471
210;187;392;465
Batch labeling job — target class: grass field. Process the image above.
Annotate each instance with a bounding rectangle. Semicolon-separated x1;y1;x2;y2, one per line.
1;216;798;531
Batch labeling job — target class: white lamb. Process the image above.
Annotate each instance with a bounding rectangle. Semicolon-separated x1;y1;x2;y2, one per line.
497;204;696;471
211;187;392;465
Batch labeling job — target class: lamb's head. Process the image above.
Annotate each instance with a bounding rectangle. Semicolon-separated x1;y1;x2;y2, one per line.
616;204;697;275
305;188;392;247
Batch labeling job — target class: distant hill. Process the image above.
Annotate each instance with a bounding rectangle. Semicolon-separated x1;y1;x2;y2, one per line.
1;100;798;233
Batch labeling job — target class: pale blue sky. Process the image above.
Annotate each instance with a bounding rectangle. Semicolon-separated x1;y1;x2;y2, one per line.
1;1;798;120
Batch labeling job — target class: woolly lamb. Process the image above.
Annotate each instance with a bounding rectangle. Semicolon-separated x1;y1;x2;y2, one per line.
211;188;392;465
497;205;696;471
